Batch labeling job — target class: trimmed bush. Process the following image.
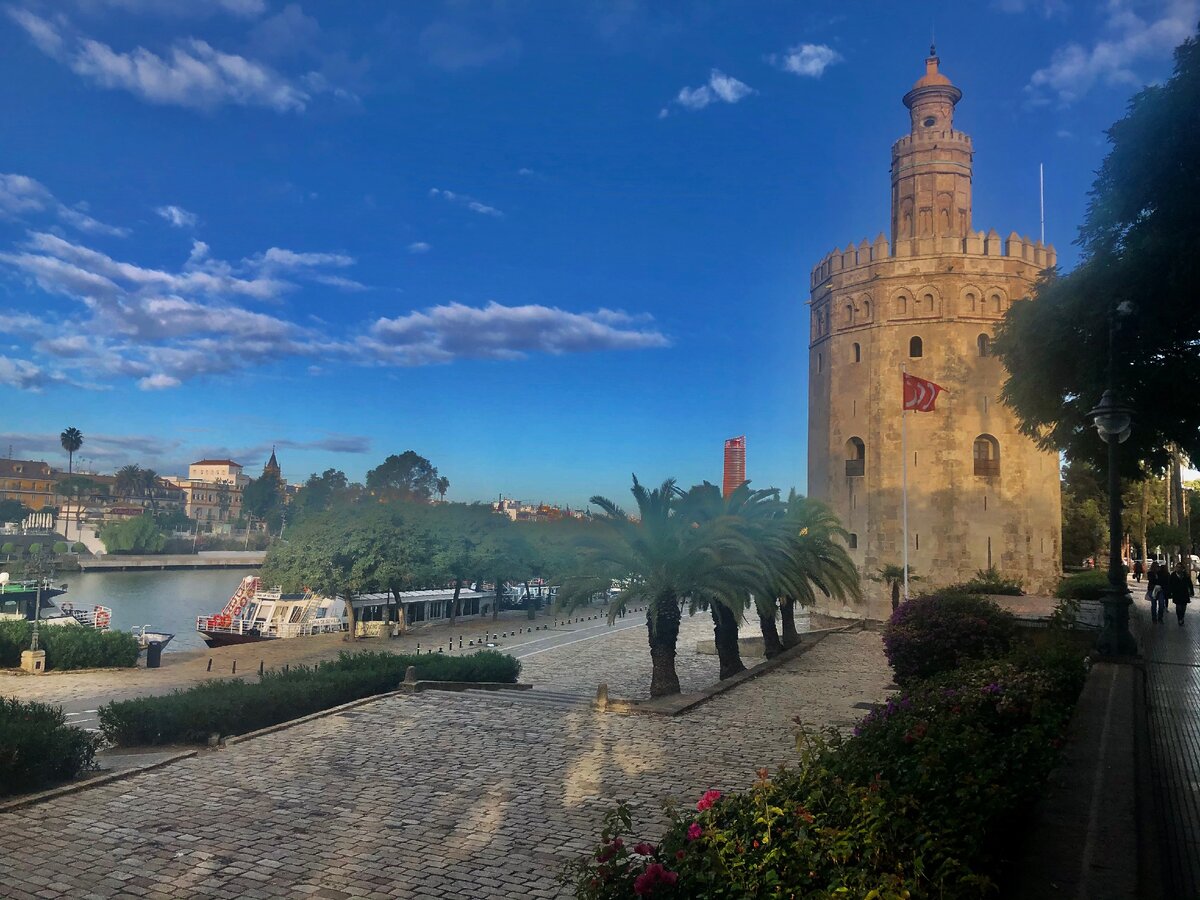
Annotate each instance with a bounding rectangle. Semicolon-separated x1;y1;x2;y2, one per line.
883;593;1019;686
948;566;1024;596
0;620;138;670
71;542;88;554
563;642;1088;898
26;543;41;556
1;542;15;555
100;650;521;746
1055;569;1111;602
0;698;100;797
52;542;69;554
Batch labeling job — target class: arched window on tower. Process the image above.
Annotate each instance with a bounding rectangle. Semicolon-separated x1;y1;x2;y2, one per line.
923;293;934;316
853;342;861;363
895;294;908;317
848;533;859;550
991;293;1003;315
817;352;823;373
977;334;990;357
966;292;977;313
845;437;865;477
862;299;871;320
973;434;1000;477
909;336;923;358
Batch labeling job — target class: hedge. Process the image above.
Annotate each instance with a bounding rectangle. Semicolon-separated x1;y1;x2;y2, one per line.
99;650;521;746
882;593;1019;686
563;620;1087;898
1055;569;1111;602
0;698;100;797
0;620;139;670
53;542;69;554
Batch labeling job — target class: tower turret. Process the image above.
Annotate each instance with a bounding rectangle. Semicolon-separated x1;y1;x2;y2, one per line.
890;47;973;245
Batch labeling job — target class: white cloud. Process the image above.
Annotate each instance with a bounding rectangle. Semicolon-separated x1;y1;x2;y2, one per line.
769;43;843;78
665;69;754;114
1026;0;1198;105
257;247;355;269
138;373;181;390
156;204;198;228
0;172;127;235
80;0;267;17
364;301;669;366
0;355;57;390
407;241;431;254
428;188;504;217
993;0;1068;16
8;9;337;113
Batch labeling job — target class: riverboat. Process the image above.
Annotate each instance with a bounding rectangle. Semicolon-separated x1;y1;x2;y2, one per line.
0;572;112;629
196;575;345;647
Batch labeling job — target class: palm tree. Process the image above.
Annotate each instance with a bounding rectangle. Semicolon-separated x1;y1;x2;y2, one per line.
556;476;767;697
139;468;161;514
676;482;787;678
115;464;143;505
776;491;862;645
60;427;83;475
871;564;919;613
435;476;450;503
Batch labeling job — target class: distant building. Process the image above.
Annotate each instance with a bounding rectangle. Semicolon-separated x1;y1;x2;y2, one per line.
0;459;56;512
262;447;281;481
168;459;248;527
722;437;746;497
492;497;587;522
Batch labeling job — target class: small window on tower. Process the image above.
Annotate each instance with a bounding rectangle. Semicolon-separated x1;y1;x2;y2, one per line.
909;336;923;358
853;342;861;363
923;116;936;127
848;533;859;550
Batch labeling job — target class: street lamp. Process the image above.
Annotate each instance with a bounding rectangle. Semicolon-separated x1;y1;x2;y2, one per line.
1088;389;1136;656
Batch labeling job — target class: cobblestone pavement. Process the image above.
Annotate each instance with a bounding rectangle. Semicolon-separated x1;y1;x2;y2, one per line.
0;630;891;899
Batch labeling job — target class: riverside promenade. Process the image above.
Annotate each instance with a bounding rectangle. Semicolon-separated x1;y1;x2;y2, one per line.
0;620;892;899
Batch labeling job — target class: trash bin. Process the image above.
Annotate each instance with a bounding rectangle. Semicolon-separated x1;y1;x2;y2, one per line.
146;640;163;669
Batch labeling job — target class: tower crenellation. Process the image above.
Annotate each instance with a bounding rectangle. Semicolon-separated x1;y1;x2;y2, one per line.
805;49;1063;616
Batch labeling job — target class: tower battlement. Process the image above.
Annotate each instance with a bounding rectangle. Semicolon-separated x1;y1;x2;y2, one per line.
809;231;1056;290
890;128;974;156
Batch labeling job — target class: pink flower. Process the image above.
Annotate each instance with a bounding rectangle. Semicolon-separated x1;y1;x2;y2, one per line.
686;822;703;842
634;842;656;856
696;789;722;811
633;863;679;896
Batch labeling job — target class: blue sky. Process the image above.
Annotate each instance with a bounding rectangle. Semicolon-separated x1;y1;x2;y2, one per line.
0;0;1192;507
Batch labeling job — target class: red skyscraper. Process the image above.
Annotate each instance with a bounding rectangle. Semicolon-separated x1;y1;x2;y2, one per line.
722;436;746;497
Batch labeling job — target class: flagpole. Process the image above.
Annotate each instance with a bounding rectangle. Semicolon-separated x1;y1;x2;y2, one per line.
902;366;909;602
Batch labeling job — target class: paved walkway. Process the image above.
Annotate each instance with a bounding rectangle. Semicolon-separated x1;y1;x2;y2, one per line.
1136;593;1200;896
0;629;891;899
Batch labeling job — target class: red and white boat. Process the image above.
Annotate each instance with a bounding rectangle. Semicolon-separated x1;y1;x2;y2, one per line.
196;576;345;648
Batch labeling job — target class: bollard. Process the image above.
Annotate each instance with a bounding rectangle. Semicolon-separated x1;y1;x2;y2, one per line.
259;660;264;676
232;660;236;674
437;647;443;653
207;658;213;672
595;683;609;711
417;643;421;655
403;665;417;685
459;635;463;648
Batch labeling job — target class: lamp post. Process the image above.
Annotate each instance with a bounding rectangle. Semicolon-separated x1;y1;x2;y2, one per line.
1088;389;1137;656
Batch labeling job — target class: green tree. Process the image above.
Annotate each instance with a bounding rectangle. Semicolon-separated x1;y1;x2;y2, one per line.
0;499;31;524
114;464;144;505
365;451;441;503
242;473;284;532
994;28;1200;472
99;516;166;554
59;427;83;475
290;469;358;524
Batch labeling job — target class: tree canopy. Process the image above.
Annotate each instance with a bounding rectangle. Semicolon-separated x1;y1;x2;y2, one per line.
365;451;442;503
994;27;1200;471
99;516;166;554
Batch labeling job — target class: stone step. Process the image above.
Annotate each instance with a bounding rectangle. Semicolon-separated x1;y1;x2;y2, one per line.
457;688;595;709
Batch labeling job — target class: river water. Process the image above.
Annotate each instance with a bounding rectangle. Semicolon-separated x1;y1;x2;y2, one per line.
60;569;250;653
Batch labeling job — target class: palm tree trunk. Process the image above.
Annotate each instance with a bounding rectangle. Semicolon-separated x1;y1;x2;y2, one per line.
891;581;901;613
780;596;800;648
758;604;784;658
711;604;745;679
523;580;536;620
343;587;357;641
493;575;502;621
647;594;682;697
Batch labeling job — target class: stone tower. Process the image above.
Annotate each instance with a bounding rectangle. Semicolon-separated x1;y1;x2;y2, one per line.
807;48;1062;614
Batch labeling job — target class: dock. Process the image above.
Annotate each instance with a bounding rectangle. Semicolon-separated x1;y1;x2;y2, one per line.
78;552;265;572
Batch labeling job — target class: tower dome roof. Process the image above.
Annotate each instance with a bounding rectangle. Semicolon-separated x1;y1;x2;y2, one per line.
904;45;961;108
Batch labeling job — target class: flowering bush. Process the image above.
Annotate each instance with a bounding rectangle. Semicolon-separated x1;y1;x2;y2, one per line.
563;605;1087;898
882;593;1018;685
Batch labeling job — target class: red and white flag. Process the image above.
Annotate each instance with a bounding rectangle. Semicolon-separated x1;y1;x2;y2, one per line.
903;373;945;412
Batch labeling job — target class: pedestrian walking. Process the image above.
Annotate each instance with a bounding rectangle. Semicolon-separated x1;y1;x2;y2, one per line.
1148;561;1167;623
1133;558;1144;583
1169;561;1195;626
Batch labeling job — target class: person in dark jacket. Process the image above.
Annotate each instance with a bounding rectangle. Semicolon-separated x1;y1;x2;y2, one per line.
1169;562;1196;626
1148;561;1167;623
1134;559;1144;582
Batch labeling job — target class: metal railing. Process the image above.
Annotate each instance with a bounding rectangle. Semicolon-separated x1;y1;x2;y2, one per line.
974;459;1001;477
845;459;865;477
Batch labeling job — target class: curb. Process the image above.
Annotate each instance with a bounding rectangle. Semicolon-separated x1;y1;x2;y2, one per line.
622;623;861;717
0;749;197;814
